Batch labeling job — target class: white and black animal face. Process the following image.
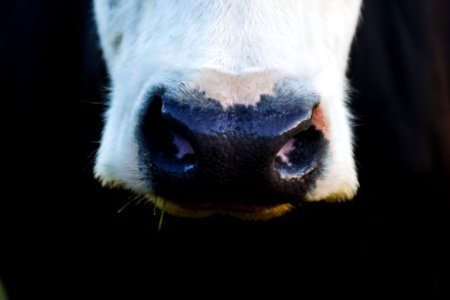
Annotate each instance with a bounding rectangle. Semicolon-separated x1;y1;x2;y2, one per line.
94;0;362;220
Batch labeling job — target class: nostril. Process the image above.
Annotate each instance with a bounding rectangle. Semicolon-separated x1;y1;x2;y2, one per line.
140;94;197;173
274;127;325;179
168;130;195;162
276;138;296;167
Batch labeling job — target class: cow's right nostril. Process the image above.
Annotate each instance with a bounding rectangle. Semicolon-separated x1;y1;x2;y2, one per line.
140;95;197;175
274;126;325;180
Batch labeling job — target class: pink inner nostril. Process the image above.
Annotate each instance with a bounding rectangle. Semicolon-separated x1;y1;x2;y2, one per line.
276;138;296;166
169;131;195;160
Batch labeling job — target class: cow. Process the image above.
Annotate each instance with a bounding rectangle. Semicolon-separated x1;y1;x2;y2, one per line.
93;0;362;220
1;0;448;299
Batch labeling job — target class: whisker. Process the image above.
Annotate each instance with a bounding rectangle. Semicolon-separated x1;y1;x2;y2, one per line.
80;100;107;106
83;150;99;171
117;194;146;214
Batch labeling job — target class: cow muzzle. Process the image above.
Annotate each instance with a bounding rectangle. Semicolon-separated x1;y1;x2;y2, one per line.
137;84;328;217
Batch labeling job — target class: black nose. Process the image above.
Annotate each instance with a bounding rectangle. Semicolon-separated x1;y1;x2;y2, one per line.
138;89;327;206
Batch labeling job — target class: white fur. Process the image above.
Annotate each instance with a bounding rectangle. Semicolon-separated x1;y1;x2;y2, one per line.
94;0;362;217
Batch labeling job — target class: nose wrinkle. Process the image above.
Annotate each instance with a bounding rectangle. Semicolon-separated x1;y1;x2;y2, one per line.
162;91;316;138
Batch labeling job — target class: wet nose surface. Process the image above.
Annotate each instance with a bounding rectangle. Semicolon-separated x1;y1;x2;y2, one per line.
138;89;327;206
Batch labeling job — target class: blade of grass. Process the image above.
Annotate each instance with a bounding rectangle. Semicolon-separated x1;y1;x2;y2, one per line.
117;201;134;214
117;195;141;214
158;201;166;232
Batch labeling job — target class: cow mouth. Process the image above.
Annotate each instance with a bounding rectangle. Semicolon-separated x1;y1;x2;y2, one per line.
150;196;295;220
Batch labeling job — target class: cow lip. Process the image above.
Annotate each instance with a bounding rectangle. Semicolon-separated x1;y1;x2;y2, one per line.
171;200;292;214
148;195;296;220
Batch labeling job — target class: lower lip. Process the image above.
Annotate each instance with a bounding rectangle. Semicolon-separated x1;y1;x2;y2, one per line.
176;201;290;213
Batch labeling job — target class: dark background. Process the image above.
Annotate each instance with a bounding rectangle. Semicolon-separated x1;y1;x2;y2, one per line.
1;0;449;299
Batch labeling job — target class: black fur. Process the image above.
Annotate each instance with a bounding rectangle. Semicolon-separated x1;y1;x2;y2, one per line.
1;0;448;299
